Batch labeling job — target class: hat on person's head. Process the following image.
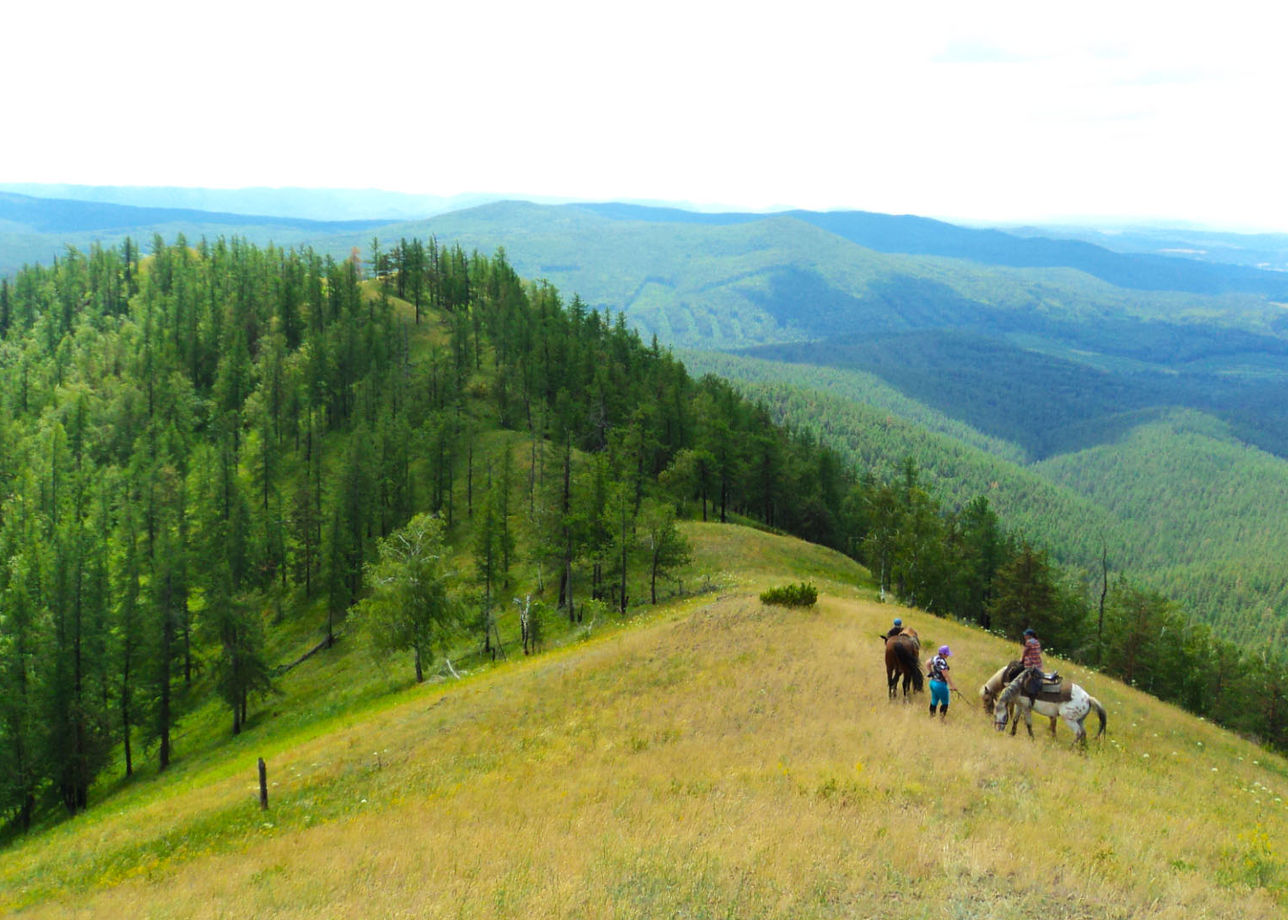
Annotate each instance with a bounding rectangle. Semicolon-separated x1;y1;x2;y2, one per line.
1023;628;1036;637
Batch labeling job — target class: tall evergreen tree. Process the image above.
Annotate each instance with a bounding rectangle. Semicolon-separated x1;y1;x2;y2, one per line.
355;513;459;683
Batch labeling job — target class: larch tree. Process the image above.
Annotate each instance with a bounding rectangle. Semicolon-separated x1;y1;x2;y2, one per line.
355;513;458;683
640;499;692;604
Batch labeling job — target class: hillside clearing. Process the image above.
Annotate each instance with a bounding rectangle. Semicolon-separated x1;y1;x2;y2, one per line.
3;528;1284;918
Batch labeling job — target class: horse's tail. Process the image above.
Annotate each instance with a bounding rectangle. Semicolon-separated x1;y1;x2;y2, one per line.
893;639;924;692
1088;696;1107;738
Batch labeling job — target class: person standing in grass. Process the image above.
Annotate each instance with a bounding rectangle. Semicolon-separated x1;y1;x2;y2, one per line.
927;645;957;719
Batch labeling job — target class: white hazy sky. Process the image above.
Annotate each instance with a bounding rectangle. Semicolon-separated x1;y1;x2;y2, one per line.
4;0;1287;231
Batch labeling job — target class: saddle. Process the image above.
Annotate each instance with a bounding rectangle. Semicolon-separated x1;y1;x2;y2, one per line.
1026;672;1070;703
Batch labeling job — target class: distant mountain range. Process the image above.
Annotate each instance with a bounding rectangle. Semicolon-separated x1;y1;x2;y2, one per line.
1005;222;1288;273
575;201;1288;297
0;183;494;222
0;190;389;235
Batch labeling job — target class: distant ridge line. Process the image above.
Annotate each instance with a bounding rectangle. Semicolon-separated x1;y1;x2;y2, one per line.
570;201;1288;299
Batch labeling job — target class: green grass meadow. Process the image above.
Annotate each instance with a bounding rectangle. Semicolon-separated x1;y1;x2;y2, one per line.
2;524;1286;918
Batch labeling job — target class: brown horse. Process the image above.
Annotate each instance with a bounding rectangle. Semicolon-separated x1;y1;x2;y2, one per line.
882;627;923;701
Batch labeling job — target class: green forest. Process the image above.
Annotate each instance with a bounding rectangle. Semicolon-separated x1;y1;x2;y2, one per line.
1;235;1286;840
684;350;1288;646
359;201;1288;642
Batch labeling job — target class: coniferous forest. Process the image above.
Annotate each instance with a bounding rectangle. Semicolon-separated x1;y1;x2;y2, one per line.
1;235;1285;836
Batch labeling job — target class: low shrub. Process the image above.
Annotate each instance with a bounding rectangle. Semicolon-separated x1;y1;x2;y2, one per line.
759;582;818;608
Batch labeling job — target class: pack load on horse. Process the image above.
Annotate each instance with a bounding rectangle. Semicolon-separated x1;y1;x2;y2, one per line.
992;670;1107;747
882;626;923;701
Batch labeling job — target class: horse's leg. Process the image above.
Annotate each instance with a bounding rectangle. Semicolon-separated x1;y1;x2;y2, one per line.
1071;720;1087;748
1008;702;1018;736
1066;699;1094;748
1062;707;1087;748
1023;702;1034;739
1048;715;1058;737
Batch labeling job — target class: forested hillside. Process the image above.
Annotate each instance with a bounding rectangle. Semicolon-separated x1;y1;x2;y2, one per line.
372;201;1288;643
379;202;1288;457
681;351;1125;556
0;234;869;830
576;201;1288;296
687;351;1288;645
7;190;1288;656
3;234;1287;843
1036;412;1288;640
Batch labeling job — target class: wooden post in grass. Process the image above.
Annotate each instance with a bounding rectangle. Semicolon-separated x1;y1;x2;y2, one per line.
258;758;268;810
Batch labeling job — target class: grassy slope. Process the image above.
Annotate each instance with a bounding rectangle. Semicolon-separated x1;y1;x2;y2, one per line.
3;525;1285;919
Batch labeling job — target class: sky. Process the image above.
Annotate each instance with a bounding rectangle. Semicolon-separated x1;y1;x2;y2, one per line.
4;0;1287;232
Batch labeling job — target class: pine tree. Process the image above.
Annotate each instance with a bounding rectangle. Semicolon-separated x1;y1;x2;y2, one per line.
988;542;1059;641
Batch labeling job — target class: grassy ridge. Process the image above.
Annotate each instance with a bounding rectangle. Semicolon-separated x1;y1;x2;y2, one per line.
3;525;1285;919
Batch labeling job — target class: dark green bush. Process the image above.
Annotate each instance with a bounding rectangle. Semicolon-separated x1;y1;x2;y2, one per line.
759;582;818;608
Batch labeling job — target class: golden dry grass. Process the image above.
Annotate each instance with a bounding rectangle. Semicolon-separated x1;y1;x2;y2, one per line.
3;526;1286;919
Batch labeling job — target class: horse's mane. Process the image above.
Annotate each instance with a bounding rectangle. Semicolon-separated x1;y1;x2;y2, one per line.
981;665;1010;695
998;668;1038;703
980;661;1024;708
980;666;1008;709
